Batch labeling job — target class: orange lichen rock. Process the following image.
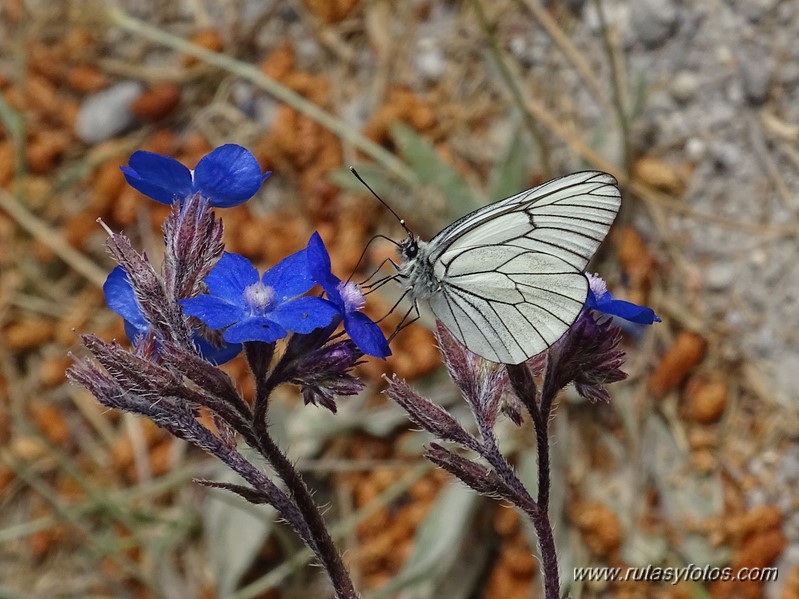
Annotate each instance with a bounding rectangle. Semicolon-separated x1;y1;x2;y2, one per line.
633;155;691;195
259;43;342;196
67;64;109;93
303;0;360;23
131;83;181;121
3;318;54;351
616;226;657;298
570;500;623;557
341;434;449;589
684;375;728;424
708;505;785;599
485;508;537;599
647;331;707;398
182;29;224;67
363;87;437;147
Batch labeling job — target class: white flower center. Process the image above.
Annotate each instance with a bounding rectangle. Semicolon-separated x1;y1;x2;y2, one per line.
587;272;608;298
338;281;365;311
243;281;275;313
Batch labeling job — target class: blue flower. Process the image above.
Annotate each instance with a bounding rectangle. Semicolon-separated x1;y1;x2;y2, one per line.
120;144;270;207
306;232;391;358
586;274;661;325
103;266;241;364
179;248;339;344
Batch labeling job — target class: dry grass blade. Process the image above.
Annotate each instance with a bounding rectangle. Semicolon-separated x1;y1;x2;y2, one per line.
105;8;416;187
0;190;108;288
517;0;613;115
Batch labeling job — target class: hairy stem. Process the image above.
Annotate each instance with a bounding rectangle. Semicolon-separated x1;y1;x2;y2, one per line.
247;343;357;598
256;433;358;598
531;393;559;599
506;363;560;599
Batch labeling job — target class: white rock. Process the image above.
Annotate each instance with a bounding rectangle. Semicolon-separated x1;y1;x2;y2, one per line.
75;81;144;144
415;38;445;82
685;137;707;162
671;71;700;103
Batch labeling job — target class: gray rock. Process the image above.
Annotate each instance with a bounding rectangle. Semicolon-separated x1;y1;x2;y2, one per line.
630;0;678;47
75;81;144;144
739;0;778;22
710;141;742;170
671;71;700;103
739;47;773;104
704;262;736;291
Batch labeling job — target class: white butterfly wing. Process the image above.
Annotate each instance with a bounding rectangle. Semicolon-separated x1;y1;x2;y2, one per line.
414;171;621;364
430;171;621;271
427;245;589;363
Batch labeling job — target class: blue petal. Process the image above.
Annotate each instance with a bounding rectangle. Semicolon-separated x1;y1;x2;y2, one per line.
269;296;340;334
306;232;342;302
223;316;287;343
590;290;661;325
122;151;194;203
180;295;245;329
262;248;315;300
193;336;242;365
585;289;602;311
123;320;148;344
193;144;268;207
204;253;260;298
344;311;391;358
600;299;661;324
104;266;149;334
120;167;179;205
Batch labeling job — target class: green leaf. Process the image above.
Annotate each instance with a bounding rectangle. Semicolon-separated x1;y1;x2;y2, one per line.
391;123;482;219
487;127;530;201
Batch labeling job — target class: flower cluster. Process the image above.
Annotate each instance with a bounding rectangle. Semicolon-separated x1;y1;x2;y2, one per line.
104;144;389;363
69;144;394;598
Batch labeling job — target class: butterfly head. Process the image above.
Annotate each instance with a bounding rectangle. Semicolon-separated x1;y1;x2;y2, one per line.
398;234;419;262
397;235;438;299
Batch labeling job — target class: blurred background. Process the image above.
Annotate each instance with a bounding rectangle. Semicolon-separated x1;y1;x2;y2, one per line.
1;1;797;598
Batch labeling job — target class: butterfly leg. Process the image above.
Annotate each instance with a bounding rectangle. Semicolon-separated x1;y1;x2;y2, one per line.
359;257;400;292
387;301;419;343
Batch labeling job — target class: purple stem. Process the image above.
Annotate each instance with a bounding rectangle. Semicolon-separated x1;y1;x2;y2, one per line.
246;342;358;599
507;363;560;599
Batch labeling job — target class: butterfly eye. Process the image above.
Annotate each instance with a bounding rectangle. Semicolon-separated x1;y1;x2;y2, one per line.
402;238;418;260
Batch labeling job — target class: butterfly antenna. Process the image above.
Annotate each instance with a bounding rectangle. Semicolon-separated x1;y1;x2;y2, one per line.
349;167;413;238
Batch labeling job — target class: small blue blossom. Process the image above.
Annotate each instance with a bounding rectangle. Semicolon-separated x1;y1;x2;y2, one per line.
307;232;391;359
103;266;241;364
586;274;661;325
120;144;270;207
180;247;339;344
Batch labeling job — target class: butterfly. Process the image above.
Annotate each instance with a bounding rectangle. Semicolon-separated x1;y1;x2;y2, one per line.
395;171;621;364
